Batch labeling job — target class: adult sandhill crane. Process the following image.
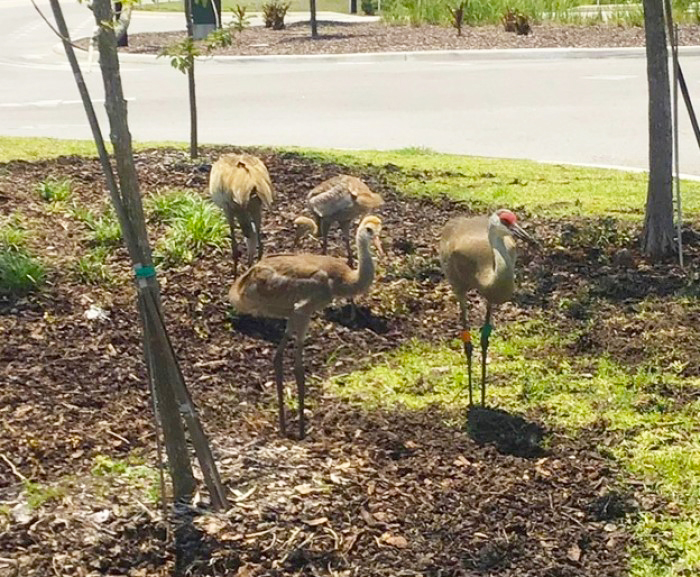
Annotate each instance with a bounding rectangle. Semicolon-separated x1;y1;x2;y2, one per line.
229;215;384;439
210;154;274;276
440;209;535;406
293;175;384;266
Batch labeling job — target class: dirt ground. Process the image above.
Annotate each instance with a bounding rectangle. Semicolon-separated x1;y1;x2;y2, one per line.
1;148;697;576
113;22;700;57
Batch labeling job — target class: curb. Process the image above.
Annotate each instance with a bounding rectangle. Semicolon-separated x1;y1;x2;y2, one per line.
56;42;700;65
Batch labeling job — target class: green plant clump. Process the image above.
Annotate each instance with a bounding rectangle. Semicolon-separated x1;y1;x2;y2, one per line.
0;249;46;298
71;204;122;248
36;177;72;202
262;0;291;29
0;217;27;251
73;246;113;285
381;0;577;26
23;481;65;509
148;189;228;265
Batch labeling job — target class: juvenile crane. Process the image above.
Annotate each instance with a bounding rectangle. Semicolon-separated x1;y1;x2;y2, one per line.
440;209;535;406
230;215;384;439
294;175;384;266
210;154;274;276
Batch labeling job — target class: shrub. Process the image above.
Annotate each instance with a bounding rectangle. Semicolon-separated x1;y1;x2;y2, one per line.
362;0;378;15
448;1;466;36
262;0;291;29
504;8;531;34
37;178;71;202
232;4;250;33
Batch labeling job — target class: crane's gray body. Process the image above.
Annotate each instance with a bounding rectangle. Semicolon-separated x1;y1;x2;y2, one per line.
439;215;517;306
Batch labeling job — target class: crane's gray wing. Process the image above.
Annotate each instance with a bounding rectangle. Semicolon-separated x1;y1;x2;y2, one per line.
307;177;356;218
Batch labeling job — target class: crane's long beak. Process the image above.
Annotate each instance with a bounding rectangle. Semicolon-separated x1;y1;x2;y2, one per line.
245;233;257;265
373;236;385;257
510;223;538;246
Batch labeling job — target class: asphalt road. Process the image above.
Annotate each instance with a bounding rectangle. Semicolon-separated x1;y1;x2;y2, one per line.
3;0;700;176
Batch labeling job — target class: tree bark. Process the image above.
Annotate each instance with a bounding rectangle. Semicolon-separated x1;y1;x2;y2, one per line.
184;0;199;159
641;0;675;259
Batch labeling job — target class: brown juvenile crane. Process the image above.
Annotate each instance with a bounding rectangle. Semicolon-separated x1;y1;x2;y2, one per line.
293;175;384;266
230;215;384;439
210;154;274;276
440;209;535;406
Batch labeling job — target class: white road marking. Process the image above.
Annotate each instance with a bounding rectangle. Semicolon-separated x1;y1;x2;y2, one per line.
0;98;136;108
583;74;636;80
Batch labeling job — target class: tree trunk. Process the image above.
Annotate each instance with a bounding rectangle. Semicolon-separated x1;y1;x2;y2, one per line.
50;0;228;511
51;0;198;502
641;0;675;259
310;0;318;38
184;0;199;158
114;1;131;47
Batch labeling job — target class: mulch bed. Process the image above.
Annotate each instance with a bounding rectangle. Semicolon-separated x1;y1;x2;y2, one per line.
112;21;700;57
1;148;696;575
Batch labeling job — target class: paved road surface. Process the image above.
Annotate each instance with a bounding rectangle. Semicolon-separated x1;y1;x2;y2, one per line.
3;0;700;176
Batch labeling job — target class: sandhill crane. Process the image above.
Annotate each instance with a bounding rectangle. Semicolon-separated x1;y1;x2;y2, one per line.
293;175;384;266
210;154;274;276
229;215;384;439
439;209;535;406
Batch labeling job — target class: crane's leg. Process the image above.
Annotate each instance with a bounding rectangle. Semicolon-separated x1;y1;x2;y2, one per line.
320;220;330;255
289;314;311;439
225;209;240;276
480;304;493;406
251;202;263;261
341;221;354;267
273;328;291;436
459;298;474;407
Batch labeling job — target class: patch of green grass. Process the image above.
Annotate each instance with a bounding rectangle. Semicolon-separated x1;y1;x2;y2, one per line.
148;189;228;265
4;138;700;221
36;177;72;202
293;148;700;219
331;340;470;409
0;137;101;163
91;455;160;504
328;317;700;575
72;246;114;285
631;515;700;577
0;137;187;163
23;481;66;509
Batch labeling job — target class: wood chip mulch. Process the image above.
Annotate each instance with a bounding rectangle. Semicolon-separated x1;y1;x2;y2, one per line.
114;21;700;57
2;148;698;576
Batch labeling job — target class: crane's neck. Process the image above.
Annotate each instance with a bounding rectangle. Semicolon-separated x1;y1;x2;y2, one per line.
485;225;515;291
347;233;375;295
